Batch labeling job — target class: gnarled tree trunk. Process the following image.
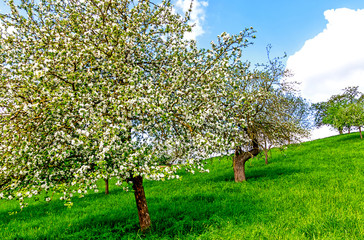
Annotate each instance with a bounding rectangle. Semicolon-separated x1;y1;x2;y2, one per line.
132;175;151;232
233;139;260;182
234;150;247;182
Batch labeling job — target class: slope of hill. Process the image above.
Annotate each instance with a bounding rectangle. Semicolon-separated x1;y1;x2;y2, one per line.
0;133;363;239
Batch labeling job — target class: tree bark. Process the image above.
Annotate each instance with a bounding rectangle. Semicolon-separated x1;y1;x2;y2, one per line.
263;142;271;165
360;127;363;139
105;178;109;195
339;129;343;134
132;175;151;232
234;150;247;182
264;149;269;165
233;139;260;182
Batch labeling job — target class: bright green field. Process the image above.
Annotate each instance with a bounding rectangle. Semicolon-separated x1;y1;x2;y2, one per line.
1;133;363;239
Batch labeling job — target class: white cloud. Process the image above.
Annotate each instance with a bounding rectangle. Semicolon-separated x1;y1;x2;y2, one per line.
286;8;364;104
286;8;364;140
304;126;337;142
175;0;208;40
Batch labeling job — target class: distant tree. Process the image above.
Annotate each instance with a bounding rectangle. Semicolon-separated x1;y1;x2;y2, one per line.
312;86;363;135
0;0;256;231
323;101;346;134
209;53;310;182
338;86;363;104
258;94;311;164
336;102;364;139
312;101;331;131
349;102;364;138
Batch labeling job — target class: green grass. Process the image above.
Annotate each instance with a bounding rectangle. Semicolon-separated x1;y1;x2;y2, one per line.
1;133;364;239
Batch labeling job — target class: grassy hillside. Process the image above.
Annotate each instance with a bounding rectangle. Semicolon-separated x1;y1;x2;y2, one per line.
1;133;363;239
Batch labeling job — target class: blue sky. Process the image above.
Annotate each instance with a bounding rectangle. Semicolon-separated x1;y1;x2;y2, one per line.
191;0;364;63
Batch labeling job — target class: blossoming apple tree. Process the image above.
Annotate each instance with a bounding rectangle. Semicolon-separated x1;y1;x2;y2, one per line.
0;0;255;231
208;55;310;182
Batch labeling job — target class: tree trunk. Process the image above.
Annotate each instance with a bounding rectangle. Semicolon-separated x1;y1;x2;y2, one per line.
360;127;363;139
264;149;269;165
105;178;109;195
263;142;269;165
348;128;351;134
233;139;260;182
339;129;343;134
233;151;247;182
263;142;271;165
132;175;151;232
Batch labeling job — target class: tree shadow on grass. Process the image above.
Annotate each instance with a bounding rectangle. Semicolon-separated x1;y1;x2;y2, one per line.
0;189;123;218
1;188;262;239
0;190;140;239
247;166;302;181
206;165;303;184
70;192;262;239
0;189;134;229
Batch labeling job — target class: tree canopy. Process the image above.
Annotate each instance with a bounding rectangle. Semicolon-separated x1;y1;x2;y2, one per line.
0;0;311;231
0;0;258;230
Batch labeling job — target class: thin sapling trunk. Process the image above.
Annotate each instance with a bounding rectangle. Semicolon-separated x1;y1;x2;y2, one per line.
360;127;363;139
263;141;272;165
105;178;109;195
